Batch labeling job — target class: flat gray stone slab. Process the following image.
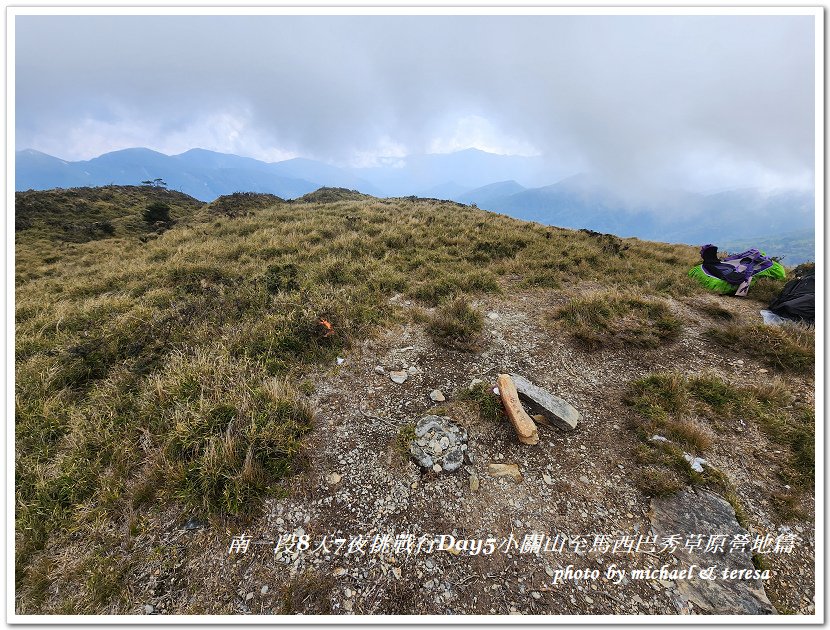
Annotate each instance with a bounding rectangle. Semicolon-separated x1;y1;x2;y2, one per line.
650;488;776;615
509;373;580;431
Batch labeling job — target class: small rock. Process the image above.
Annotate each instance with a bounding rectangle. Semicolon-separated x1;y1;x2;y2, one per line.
531;591;541;600
487;462;522;482
326;472;342;485
261;585;269;595
245;592;254;601
469;378;483;388
469;474;480;492
390;370;408;384
183;516;205;531
759;368;769;373
392;567;402;579
509;373;580;431
542;472;554;485
430;389;446;402
585;596;594;604
432;463;443;473
408;366;419;374
683;453;708;473
375;365;386;375
336;356;345;365
442;449;463;472
343;600;354;612
144;604;154;614
579;475;590;484
650;435;670;443
439;436;450;450
487;312;500;320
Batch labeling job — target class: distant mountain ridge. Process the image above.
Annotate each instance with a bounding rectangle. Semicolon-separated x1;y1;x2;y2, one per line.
16;147;815;263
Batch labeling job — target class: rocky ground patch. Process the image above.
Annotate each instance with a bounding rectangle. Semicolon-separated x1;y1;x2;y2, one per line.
119;287;815;616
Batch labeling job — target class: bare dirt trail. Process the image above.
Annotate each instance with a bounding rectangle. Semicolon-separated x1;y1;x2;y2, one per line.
130;287;815;616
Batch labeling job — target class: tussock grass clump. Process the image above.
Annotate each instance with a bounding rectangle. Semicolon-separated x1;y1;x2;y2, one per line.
395;422;417;461
704;323;814;374
459;381;504;423
623;372;711;451
635;463;685;497
624;372;690;422
553;290;681;350
297;187;373;204
263;262;300;293
625;371;814;517
162;364;314;515
426;297;484;351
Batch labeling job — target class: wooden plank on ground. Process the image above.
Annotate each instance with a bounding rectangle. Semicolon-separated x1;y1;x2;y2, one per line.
497;373;539;445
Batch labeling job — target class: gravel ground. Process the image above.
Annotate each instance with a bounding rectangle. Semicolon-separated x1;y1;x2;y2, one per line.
124;288;816;617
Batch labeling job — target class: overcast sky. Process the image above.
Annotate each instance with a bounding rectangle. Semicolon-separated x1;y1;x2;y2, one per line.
15;13;816;193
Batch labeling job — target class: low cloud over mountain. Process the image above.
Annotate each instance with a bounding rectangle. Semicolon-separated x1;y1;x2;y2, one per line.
17;146;815;263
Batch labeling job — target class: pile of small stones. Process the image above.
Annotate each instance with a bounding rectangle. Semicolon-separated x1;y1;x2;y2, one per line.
409;415;468;473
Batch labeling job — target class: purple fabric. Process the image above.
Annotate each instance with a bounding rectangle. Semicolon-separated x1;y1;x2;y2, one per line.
698;245;776;293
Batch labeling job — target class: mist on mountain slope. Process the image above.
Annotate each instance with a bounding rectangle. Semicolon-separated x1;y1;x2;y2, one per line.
15;146;815;263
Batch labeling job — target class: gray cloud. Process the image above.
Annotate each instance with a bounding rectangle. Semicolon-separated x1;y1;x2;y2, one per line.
15;14;815;194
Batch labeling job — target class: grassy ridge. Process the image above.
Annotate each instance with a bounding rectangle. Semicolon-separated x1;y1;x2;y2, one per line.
15;185;802;612
15;185;203;242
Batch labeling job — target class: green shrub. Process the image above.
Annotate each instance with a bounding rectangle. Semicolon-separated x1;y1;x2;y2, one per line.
142;201;171;225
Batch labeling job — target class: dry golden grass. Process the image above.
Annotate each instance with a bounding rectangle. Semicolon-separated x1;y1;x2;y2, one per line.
625;371;814;516
13;185;773;612
704;322;814;374
552;289;682;350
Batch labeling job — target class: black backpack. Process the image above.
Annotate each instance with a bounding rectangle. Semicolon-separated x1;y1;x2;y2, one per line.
767;275;814;323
